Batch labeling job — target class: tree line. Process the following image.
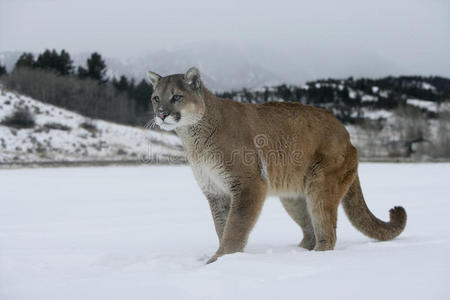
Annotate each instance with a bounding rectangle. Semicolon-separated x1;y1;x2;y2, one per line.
1;50;449;127
0;49;153;126
217;76;450;124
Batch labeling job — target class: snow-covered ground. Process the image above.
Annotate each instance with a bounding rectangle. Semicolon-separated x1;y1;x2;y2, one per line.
1;163;449;300
0;87;183;164
407;98;450;113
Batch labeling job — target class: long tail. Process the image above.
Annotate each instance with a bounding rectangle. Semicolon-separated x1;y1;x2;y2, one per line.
342;175;407;241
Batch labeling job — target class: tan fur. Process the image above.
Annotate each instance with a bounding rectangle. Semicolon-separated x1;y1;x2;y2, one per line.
148;67;407;263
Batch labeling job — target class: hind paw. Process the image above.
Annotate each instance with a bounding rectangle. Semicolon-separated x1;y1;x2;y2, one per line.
299;236;315;250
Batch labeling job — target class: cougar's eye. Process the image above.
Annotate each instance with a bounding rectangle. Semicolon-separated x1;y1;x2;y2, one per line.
171;94;183;102
153;96;160;103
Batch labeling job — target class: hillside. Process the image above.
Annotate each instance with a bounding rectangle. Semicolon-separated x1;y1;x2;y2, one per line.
0;86;184;165
2;50;449;160
218;76;450;160
1;74;449;164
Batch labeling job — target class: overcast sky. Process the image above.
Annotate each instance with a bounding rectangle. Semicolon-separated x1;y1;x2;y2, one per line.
1;0;449;78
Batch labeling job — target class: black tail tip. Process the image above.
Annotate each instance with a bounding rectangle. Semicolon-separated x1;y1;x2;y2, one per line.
389;206;407;222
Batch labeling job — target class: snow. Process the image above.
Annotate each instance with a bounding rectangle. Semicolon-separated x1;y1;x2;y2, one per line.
379;90;389;98
349;89;357;99
362;109;392;119
361;94;378;102
420;82;436;91
407;98;450;113
1;163;449;300
0;87;183;164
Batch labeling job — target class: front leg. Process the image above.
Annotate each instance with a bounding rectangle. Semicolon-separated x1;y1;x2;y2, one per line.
205;192;231;241
207;182;267;263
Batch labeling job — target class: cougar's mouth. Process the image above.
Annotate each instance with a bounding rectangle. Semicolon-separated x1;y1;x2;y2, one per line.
155;114;179;131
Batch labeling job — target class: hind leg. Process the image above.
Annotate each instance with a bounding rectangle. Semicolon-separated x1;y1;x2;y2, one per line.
304;148;358;251
280;196;316;250
306;174;354;251
306;191;339;251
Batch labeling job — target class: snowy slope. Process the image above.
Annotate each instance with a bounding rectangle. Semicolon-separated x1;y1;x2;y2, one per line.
407;98;450;112
0;163;449;300
0;87;184;164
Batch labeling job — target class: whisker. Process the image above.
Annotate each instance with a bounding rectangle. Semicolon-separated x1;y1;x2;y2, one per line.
144;118;159;130
144;119;155;130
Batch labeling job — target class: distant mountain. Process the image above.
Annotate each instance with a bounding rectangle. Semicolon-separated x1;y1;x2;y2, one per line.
0;46;286;91
0;43;422;91
98;43;290;91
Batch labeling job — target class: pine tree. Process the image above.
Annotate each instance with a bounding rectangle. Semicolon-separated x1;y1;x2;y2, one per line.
35;49;56;72
128;78;136;98
57;50;74;75
112;77;119;89
77;66;88;79
34;49;74;76
0;64;7;76
133;79;152;111
86;52;107;83
15;53;35;70
112;75;129;91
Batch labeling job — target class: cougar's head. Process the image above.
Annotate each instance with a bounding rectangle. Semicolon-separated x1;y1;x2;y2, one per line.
147;67;205;131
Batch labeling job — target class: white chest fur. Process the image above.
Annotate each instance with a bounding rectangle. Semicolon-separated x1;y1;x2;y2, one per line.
190;161;229;195
177;126;230;196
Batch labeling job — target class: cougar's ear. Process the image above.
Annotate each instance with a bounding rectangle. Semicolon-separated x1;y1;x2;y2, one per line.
184;67;201;90
147;71;161;87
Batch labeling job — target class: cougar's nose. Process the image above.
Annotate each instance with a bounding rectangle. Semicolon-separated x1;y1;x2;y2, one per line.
158;111;169;120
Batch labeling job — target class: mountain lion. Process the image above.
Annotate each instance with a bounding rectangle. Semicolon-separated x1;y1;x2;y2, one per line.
147;67;407;263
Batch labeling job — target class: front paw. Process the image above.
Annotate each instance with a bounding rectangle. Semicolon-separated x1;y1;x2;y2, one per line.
206;254;219;264
206;244;244;264
206;248;225;264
